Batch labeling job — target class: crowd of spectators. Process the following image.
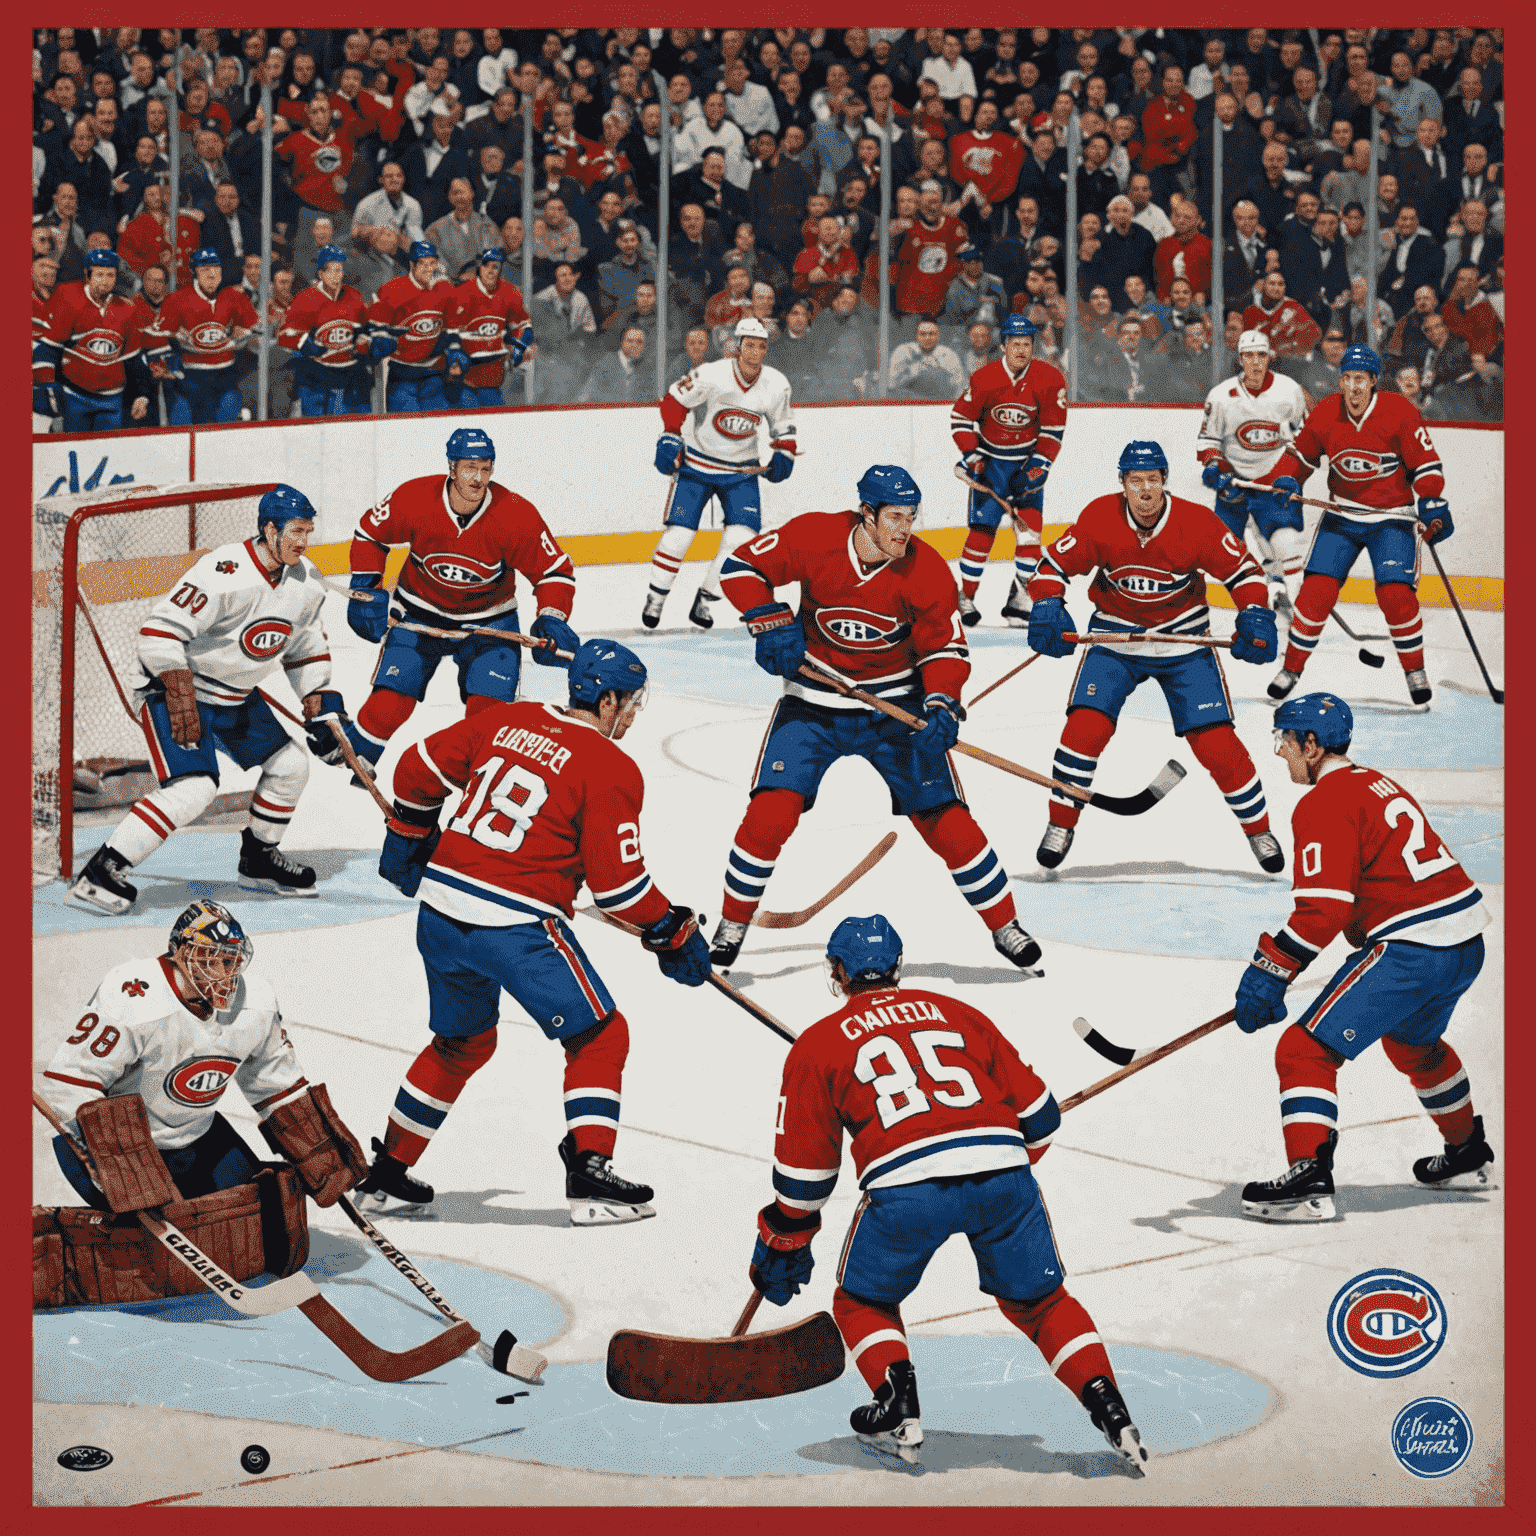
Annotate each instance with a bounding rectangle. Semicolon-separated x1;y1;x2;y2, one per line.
33;25;1504;428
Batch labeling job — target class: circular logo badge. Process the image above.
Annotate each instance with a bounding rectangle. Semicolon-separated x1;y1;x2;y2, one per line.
1392;1396;1473;1479
57;1445;113;1472
240;1444;271;1475
164;1055;240;1107
1327;1268;1446;1378
239;617;293;659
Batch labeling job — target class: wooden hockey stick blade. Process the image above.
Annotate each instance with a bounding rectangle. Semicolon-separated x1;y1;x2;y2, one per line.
297;1294;479;1382
487;1329;548;1383
752;832;898;928
1059;1009;1236;1115
1417;523;1504;704
1072;1016;1138;1067
327;719;395;816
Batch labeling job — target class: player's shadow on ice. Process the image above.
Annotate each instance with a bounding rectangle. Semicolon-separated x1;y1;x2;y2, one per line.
110;852;410;915
1017;859;1276;885
797;1431;1136;1479
420;1189;574;1227
1132;1181;1494;1234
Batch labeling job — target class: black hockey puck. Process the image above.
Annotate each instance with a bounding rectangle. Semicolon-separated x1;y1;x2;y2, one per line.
496;1392;529;1405
57;1445;112;1472
491;1329;517;1374
240;1445;270;1475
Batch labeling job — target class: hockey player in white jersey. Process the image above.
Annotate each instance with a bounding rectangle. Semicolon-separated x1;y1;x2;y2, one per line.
1196;331;1308;616
38;899;367;1213
69;485;350;914
640;316;798;631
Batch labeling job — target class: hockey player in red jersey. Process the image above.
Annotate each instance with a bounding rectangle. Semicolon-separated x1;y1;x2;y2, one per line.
709;464;1042;973
747;915;1149;1473
277;244;372;417
341;426;580;776
441;246;534;409
363;238;453;414
1235;693;1492;1220
950;313;1067;627
1265;345;1451;709
1026;440;1282;873
359;640;711;1223
143;247;259;425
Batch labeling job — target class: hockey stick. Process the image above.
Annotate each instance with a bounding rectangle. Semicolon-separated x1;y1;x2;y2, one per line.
335;1194;547;1382
797;655;1187;817
1064;631;1234;651
33;1092;479;1380
1057;1009;1237;1113
752;832;898;928
577;906;798;1044
385;615;575;662
251;686;396;817
966;651;1044;710
1327;609;1388;667
1417;521;1503;705
1231;476;1357;516
951;463;1043;542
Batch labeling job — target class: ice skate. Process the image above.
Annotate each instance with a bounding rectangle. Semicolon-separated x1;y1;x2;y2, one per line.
957;592;981;627
992;919;1043;971
851;1359;923;1465
354;1137;435;1216
237;829;317;896
688;589;718;630
1247;830;1285;873
559;1134;655;1225
1001;579;1032;627
1413;1114;1496;1191
709;915;749;970
1036;822;1074;870
1405;668;1433;708
68;844;137;915
1267;667;1300;701
1080;1375;1150;1476
640;591;666;630
1241;1130;1338;1221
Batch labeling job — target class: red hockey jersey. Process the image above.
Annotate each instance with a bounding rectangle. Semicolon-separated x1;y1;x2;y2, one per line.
1242;295;1321;358
720;511;968;709
445;274;533;388
948;129;1025;206
893;215;967;315
771;986;1055;1208
1029;492;1268;637
146;285;259;372
366;272;453;372
1278;390;1445;519
351;475;575;624
392;700;672;930
1275;762;1487;964
35;283;150;398
278;282;369;369
276;127;354;212
950;356;1068;463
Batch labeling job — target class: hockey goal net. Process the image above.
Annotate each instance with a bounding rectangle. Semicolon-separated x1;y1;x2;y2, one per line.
33;481;276;885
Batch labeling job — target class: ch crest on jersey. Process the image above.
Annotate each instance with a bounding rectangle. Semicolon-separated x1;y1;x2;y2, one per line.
712;408;761;440
1108;564;1189;602
239;618;293;659
814;606;910;650
468;317;503;339
319;320;355;349
422;552;505;587
917;244;950;274
990;403;1036;428
409;315;442;338
1235;420;1282;450
163;1055;241;1106
191;321;227;349
961;145;998;175
313;144;344;174
82;333;122;359
1333;450;1393;480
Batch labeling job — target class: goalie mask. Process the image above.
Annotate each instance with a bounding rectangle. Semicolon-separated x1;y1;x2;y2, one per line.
168;899;254;1010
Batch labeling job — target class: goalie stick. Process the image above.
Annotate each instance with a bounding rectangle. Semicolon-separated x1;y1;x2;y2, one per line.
752;832;898;928
798;655;1187;817
33;1091;478;1381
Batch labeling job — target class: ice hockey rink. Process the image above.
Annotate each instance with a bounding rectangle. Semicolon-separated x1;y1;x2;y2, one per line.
32;549;1503;1510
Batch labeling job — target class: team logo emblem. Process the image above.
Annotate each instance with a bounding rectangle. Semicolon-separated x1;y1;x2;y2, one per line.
961;146;998;174
57;1446;113;1472
990;404;1035;428
191;322;227;349
319;321;355;349
814;606;907;649
239;618;292;659
1327;1268;1446;1378
313;144;343;174
409;315;441;337
1391;1397;1473;1479
423;553;503;586
1109;564;1184;601
84;335;122;359
122;979;148;997
916;245;949;274
712;409;761;439
215;560;237;574
1334;451;1386;478
164;1055;241;1106
470;318;503;339
1235;420;1282;449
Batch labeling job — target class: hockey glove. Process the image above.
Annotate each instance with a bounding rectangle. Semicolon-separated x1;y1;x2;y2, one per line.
750;1202;821;1307
509;332;530;366
914;693;965;756
1027;596;1077;659
1235;934;1299;1034
1231;604;1278;664
301;690;349;764
33;384;57;417
160;667;202;746
764;449;795;484
379;801;442;898
444;346;470;375
152;344;186;381
1016;452;1052;511
640;903;711;987
1269;475;1304;529
530;610;579;667
744;602;807;679
257;1083;369;1206
1418;497;1453;545
958;449;987;478
368;333;397;361
1202;459;1243;504
654;432;684;475
346;574;391;643
298;333;326;359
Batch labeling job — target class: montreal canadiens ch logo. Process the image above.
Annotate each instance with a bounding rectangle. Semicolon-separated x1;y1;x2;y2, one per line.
815;606;904;649
409;315;441;337
1326;1268;1447;1378
320;322;354;348
85;335;121;358
1110;564;1182;602
192;322;227;348
239;618;292;659
712;408;761;439
1235;420;1282;450
313;144;343;174
423;552;501;586
1334;451;1385;478
990;403;1035;428
164;1056;240;1107
471;319;502;338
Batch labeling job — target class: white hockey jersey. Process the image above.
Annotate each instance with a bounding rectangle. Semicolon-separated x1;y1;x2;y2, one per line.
135;539;332;709
39;956;307;1148
664;357;798;482
1196;371;1308;482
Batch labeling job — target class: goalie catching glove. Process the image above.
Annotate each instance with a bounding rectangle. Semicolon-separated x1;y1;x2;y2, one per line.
303;690;349;764
750;1202;821;1305
1235;933;1305;1034
258;1083;370;1207
75;1093;180;1212
639;903;711;987
379;799;442;897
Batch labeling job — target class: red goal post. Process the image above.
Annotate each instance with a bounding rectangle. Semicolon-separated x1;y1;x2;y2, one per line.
33;481;276;884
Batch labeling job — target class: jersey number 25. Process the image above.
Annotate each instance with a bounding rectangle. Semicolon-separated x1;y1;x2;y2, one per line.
855;1029;982;1130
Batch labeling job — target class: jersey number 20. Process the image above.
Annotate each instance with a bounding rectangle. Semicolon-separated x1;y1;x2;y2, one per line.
854;1029;982;1130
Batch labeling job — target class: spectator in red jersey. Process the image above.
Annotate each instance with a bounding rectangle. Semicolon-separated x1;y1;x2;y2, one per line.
1243;270;1322;357
892;179;968;319
278;94;357;273
704;262;755;334
1440;263;1501;358
949;98;1025;240
793;214;859;314
117;181;203;289
1153;197;1212;303
1140;64;1199;206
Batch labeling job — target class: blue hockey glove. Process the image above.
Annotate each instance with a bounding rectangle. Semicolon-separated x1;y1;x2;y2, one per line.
33;384;57;416
1027;595;1077;659
743;602;806;679
1202;458;1237;497
1235;934;1300;1034
346;575;391;644
530;610;579;667
959;449;987;478
298;333;325;359
764;449;795;484
749;1203;821;1307
378;805;441;898
368;333;397;361
443;346;470;374
303;690;349;764
1016;451;1052;510
1231;604;1278;664
509;330;530;366
655;432;684;475
1268;476;1304;530
914;692;965;756
1418;497;1453;545
640;903;711;987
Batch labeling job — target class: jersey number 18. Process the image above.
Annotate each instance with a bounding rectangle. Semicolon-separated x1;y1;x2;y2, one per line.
448;755;550;853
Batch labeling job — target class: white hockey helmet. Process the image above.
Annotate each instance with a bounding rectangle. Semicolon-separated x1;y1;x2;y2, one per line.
1237;329;1272;355
734;316;770;341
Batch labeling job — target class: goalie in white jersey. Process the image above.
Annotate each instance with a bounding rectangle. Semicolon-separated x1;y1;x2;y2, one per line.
641;316;798;631
69;485;350;915
1196;331;1309;615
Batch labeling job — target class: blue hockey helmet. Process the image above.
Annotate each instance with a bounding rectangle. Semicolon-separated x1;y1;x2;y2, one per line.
826;914;904;989
1274;692;1354;753
168;898;254;1007
1117;439;1169;477
568;639;648;710
407;239;438;264
855;464;922;513
446;426;496;465
256;483;317;536
85;247;120;268
315;243;347;271
191;246;222;270
1001;313;1039;338
477;246;507;266
1340;344;1381;378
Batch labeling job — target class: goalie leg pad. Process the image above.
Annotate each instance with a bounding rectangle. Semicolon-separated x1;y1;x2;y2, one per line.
259;1083;370;1207
76;1093;182;1212
33;1208;64;1310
